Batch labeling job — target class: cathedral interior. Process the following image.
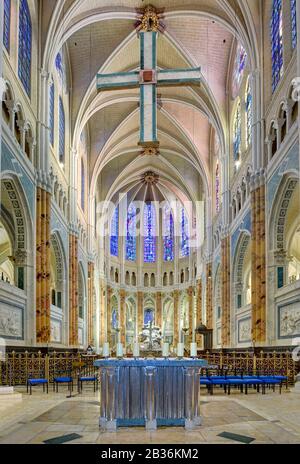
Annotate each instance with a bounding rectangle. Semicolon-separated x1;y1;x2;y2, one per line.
0;0;300;446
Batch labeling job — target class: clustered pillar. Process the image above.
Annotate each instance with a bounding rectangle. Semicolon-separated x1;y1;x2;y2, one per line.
251;171;266;344
173;290;179;345
221;236;231;347
156;292;162;329
69;233;78;346
36;186;51;343
205;263;213;329
87;261;95;345
120;289;126;345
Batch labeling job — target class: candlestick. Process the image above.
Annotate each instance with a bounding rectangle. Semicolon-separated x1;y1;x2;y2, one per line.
116;343;123;358
102;342;110;358
190;342;198;358
177;343;184;358
133;343;140;358
162;343;169;358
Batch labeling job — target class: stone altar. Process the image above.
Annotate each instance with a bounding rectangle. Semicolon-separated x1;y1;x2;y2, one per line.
94;357;207;431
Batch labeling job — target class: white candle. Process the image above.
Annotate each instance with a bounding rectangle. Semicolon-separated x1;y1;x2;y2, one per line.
177;343;184;358
116;343;123;358
133;343;140;358
190;342;198;357
102;342;110;358
162;343;169;357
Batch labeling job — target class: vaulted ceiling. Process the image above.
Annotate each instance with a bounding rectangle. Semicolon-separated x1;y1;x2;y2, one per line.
42;0;260;206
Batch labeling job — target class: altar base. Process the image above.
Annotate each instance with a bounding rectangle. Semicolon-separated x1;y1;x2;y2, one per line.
94;358;207;431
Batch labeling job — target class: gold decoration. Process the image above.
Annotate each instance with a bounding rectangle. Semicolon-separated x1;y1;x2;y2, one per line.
135;5;165;33
142;171;159;185
141;146;159;156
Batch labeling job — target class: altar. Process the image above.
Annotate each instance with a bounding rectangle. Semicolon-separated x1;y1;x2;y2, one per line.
94;358;208;431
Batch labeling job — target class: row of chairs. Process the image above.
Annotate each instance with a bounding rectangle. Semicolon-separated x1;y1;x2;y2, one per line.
200;371;288;395
26;363;98;395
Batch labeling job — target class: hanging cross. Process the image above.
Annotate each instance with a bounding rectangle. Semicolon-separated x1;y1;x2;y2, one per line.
97;10;201;148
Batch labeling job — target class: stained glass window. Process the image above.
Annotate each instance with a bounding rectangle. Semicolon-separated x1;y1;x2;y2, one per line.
144;308;154;325
49;83;55;147
55;52;64;82
18;0;32;96
180;208;189;257
291;0;297;49
232;43;247;98
163;205;174;262
144;203;156;263
81;159;85;211
215;163;220;213
110;206;119;257
233;99;241;162
112;309;118;329
271;0;283;93
245;77;253;148
126;204;136;261
3;0;11;52
58;97;65;163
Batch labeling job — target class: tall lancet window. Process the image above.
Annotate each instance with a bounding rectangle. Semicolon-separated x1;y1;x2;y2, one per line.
163;205;174;262
232;43;247;98
245;77;253;148
215;162;220;213
291;0;297;49
3;0;11;52
18;0;32;96
144;203;156;263
271;0;283;93
58;97;65;163
110;206;119;257
233;99;242;163
180;208;189;258
81;159;85;211
126;204;136;261
49;83;55;147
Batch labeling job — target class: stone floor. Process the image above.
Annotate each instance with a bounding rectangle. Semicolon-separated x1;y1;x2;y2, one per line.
0;386;299;444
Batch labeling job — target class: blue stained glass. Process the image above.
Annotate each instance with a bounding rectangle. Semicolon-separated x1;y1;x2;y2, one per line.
49;83;54;146
18;0;32;96
81;159;85;211
3;0;11;52
245;78;253;147
180;208;189;257
55;53;64;81
163;206;174;262
59;97;65;163
232;43;247;98
291;0;297;49
144;203;156;263
110;206;119;257
126;204;136;261
270;0;283;93
233;99;241;161
112;309;118;329
144;308;154;325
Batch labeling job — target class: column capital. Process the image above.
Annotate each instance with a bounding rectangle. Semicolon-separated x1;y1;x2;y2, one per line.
250;169;266;191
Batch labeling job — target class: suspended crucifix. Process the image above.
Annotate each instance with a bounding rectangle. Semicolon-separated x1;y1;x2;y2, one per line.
96;5;201;148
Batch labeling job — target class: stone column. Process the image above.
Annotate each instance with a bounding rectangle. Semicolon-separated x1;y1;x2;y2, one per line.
36;174;51;344
106;286;112;345
99;278;106;346
188;286;194;343
251;171;266;344
196;279;202;325
69;233;79;346
137;291;144;336
156;292;162;329
205;263;213;330
120;289;126;346
173;290;179;345
221;235;231;347
87;262;95;345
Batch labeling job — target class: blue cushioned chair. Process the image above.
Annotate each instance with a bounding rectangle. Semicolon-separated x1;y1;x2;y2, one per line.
78;375;98;393
27;377;49;395
53;374;73;393
227;378;265;395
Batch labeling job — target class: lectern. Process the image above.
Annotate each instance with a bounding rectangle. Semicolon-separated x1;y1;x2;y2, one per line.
94;358;207;431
